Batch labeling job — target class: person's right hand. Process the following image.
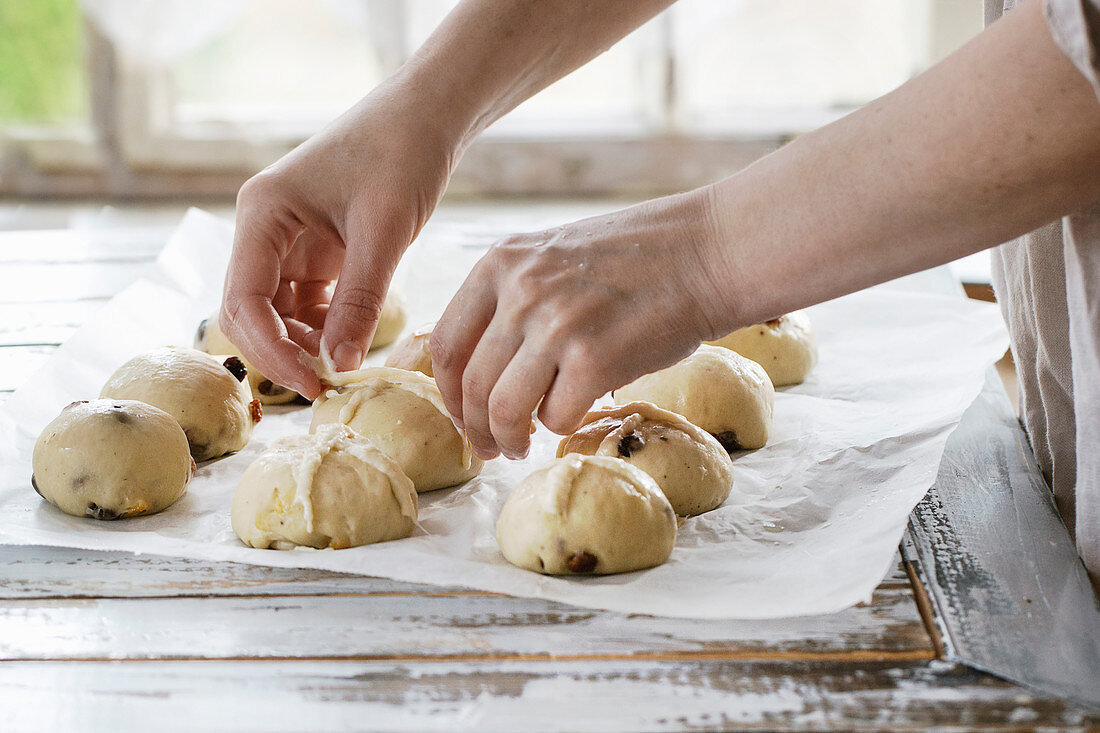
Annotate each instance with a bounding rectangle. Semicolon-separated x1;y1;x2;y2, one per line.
220;74;464;399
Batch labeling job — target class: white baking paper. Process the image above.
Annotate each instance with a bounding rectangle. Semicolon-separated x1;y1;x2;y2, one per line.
0;208;1009;618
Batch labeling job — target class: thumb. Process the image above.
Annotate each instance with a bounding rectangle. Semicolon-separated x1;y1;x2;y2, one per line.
323;219;401;372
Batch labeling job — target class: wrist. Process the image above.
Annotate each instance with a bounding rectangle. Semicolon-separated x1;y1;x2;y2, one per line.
393;55;490;157
682;182;758;340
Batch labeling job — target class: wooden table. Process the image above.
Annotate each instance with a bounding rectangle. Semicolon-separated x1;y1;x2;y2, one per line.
0;202;1096;731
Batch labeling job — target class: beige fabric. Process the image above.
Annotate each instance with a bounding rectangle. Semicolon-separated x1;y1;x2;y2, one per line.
987;0;1100;579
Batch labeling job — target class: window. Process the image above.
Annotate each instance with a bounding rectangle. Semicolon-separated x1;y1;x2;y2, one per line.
1;0;982;197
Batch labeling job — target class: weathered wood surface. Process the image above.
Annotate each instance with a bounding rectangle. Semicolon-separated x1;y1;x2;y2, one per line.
0;300;109;346
0;344;57;393
0;659;1095;732
0;587;932;662
0;205;1093;728
0;544;915;599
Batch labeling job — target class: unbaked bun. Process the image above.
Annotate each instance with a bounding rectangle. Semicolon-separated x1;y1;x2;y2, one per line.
194;311;301;405
369;288;409;351
557;401;734;516
496;454;677;575
384;323;434;377
101;347;262;461
613;345;774;451
309;366;482;492
31;399;195;519
707;311;817;386
232;424;417;550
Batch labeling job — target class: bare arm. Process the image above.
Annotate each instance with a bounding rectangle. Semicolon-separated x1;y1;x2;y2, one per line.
700;0;1100;329
220;0;675;394
430;0;1100;460
409;0;676;147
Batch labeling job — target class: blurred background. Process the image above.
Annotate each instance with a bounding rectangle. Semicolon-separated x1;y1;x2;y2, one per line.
1;0;983;201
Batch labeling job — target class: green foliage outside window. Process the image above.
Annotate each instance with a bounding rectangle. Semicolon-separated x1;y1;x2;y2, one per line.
0;0;86;123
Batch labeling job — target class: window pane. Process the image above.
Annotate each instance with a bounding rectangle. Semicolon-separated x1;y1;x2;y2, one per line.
672;0;976;133
406;1;664;137
0;0;87;124
170;0;386;134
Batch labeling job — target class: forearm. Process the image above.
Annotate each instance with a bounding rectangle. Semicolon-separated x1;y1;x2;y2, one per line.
399;0;674;148
703;0;1100;332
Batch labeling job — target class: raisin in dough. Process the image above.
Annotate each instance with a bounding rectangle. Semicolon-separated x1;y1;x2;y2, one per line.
707;311;817;386
309;366;482;492
558;401;734;516
232;424;417;550
496;454;676;575
195;311;301;405
101;347;262;461
31;399;195;520
384;323;434;377
613;345;774;451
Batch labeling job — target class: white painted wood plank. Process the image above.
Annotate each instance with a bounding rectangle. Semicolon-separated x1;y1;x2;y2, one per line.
0;545;912;599
0;262;148;304
0;345;56;391
0;228;166;264
0;545;457;598
0;588;931;661
0;659;1093;732
0;300;108;346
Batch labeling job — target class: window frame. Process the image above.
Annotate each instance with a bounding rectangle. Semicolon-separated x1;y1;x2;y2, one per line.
0;0;974;199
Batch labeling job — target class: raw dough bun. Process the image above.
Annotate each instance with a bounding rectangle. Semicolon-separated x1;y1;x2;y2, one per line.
384;323;434;377
496;454;676;575
309;366;483;492
613;345;774;451
231;424;417;550
557;401;734;516
370;288;408;351
194;311;301;405
101;347;262;462
707;311;817;386
31;399;195;519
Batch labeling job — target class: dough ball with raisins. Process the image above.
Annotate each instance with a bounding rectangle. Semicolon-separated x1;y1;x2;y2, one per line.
32;399;195;520
496;454;676;575
613;345;774;451
383;323;434;376
101;347;261;461
707;310;817;386
309;367;481;492
558;401;734;516
194;310;300;405
232;424;417;550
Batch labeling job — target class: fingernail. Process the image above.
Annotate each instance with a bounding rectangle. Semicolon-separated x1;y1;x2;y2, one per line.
473;444;499;461
333;342;364;372
502;445;530;461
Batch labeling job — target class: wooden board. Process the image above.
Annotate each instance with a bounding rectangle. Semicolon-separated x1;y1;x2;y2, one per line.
0;659;1095;732
0;544;915;599
0;587;932;662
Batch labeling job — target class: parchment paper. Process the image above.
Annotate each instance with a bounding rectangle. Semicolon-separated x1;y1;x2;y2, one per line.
0;209;1009;618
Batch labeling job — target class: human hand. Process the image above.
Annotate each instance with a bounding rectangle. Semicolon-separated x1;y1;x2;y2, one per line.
220;75;463;399
431;190;735;461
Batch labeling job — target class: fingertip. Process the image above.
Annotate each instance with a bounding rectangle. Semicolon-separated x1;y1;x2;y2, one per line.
470;439;500;462
499;439;530;462
332;341;365;372
293;370;323;401
537;389;591;436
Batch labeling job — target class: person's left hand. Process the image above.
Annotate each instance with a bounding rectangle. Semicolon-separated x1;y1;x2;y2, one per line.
430;188;737;460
